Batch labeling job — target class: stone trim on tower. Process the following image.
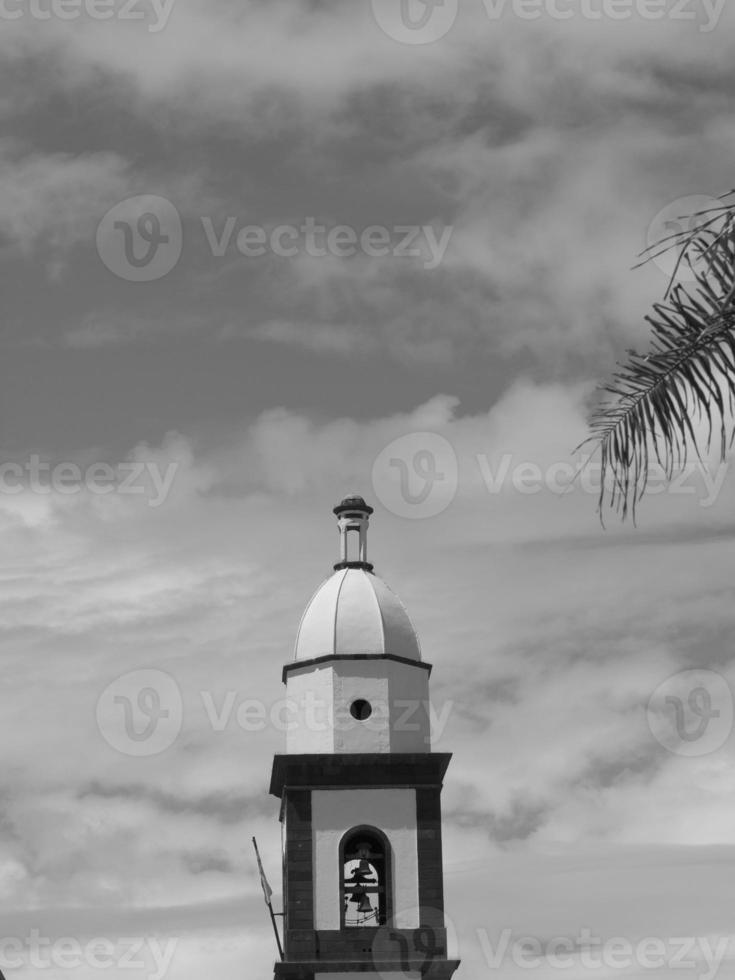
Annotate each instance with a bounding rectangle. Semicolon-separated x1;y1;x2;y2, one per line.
270;753;452;798
282;652;432;685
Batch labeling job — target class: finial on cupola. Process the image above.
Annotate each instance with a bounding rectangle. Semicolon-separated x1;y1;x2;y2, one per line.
333;493;374;573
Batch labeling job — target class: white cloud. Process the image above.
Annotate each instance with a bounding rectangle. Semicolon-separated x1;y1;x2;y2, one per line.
1;384;734;940
0;145;130;265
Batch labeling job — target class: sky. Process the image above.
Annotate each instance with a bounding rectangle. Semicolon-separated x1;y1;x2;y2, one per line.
1;0;735;978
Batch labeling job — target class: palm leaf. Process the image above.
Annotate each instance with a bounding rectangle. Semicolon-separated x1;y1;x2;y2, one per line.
579;192;735;520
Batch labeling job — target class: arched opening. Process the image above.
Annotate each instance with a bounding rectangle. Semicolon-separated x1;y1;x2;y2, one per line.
340;826;392;928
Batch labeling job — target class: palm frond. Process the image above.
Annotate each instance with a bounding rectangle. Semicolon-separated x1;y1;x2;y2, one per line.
580;192;735;521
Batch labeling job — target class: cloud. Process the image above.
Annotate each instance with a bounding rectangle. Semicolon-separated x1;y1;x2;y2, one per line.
4;1;735;366
0;144;130;272
3;7;735;974
1;382;734;919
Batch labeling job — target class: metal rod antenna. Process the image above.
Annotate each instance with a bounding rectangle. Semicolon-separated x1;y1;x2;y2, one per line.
252;836;284;961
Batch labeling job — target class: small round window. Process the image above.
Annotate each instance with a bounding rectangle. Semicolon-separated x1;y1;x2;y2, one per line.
350;699;372;721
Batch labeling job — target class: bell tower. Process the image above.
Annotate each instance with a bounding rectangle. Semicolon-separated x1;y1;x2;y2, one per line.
269;494;460;980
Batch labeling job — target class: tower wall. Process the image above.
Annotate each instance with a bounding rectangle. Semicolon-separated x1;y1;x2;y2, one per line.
312;788;419;930
272;753;459;979
284;656;431;754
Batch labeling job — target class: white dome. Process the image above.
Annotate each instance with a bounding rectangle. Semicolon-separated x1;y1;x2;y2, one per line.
294;567;421;662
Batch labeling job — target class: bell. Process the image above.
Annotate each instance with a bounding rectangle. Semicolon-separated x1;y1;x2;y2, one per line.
358;859;372;874
349;885;365;903
357;894;373;914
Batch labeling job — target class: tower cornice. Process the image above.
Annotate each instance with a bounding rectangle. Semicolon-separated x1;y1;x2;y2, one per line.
282;651;432;685
274;959;461;978
269;752;452;799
